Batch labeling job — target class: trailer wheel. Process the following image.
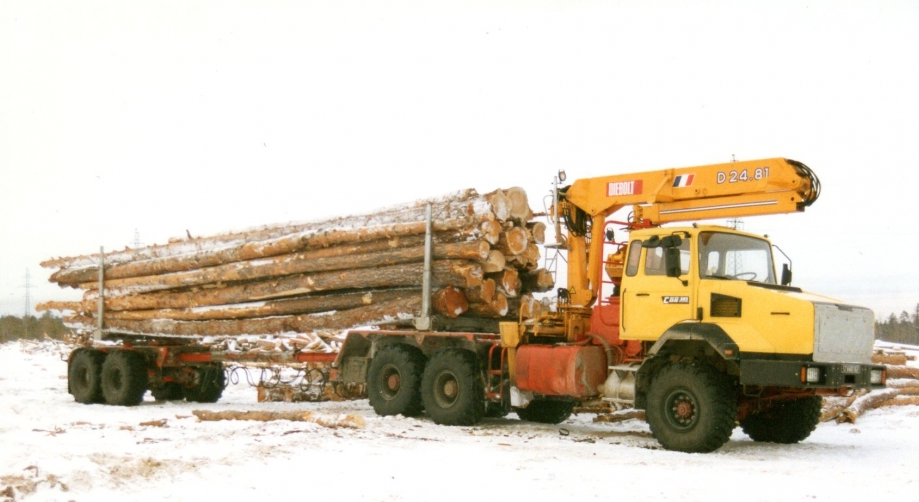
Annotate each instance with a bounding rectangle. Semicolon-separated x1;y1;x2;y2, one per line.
421;350;484;426
69;349;105;404
151;383;184;401
645;361;737;453
367;345;425;417
183;364;226;403
740;396;822;444
515;400;575;424
101;351;148;406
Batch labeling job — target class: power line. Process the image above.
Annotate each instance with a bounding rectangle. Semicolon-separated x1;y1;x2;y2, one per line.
21;268;36;317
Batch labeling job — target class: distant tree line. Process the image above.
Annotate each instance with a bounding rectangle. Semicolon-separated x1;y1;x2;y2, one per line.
875;304;919;345
0;313;69;343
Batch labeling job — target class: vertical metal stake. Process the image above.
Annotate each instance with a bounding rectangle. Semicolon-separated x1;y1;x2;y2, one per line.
414;204;434;331
95;246;104;340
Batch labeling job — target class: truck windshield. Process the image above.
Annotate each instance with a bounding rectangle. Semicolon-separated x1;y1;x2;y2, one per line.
699;232;776;284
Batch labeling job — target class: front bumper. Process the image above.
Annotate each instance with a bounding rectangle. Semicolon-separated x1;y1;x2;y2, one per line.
738;359;886;389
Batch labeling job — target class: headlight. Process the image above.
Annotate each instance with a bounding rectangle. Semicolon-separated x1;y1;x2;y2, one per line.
870;369;885;385
801;366;821;383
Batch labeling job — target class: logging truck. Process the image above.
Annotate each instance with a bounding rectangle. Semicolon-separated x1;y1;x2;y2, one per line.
62;157;885;453
330;158;885;452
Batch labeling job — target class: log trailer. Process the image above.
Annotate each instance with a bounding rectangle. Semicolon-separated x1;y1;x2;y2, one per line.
65;157;886;453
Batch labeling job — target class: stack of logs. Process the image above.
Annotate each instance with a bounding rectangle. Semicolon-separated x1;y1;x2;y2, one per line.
37;187;555;347
821;346;919;423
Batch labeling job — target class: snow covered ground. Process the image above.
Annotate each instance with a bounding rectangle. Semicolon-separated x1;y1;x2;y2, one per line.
2;341;918;502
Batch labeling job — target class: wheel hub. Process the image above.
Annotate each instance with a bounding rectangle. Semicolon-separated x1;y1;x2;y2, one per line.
387;373;402;391
442;380;458;399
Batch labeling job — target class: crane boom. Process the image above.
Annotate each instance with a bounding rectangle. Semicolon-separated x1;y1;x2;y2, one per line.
558;158;821;307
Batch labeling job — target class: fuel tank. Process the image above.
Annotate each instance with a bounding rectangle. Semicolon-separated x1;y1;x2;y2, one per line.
515;344;607;398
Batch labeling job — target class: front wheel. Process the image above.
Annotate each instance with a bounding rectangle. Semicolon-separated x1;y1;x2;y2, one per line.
421;350;484;426
740;396;822;444
645;361;737;453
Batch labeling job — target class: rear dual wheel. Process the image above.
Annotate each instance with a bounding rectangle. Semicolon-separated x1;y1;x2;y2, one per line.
421;349;484;426
368;345;425;417
101;351;149;406
69;349;106;404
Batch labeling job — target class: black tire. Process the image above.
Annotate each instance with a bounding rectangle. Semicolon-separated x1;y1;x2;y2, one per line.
485;400;511;418
645;361;737;453
101;351;148;406
69;349;105;404
367;345;425;417
183;364;226;403
151;383;184;401
740;396;822;444
421;350;484;426
515;400;575;424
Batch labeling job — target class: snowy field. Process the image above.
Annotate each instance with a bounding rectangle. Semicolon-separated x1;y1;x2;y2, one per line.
2;341;918;502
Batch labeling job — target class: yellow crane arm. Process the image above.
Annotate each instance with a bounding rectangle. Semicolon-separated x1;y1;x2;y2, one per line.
563;157;819;223
558;158;820;307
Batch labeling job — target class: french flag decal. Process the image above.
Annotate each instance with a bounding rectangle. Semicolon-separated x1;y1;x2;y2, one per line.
673;174;695;188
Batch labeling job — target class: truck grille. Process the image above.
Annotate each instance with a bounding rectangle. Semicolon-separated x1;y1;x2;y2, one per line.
813;303;874;364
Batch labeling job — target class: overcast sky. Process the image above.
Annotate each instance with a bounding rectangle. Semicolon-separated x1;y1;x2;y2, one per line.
2;0;917;320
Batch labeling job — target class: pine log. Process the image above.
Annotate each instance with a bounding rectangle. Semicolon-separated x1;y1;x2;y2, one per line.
83;261;481;311
481;250;507;273
192;410;366;429
66;296;423;336
48;216;494;284
507;294;550;320
878;397;919;408
887;366;919;380
522;268;555;293
496;227;529;256
465;278;496;304
432;286;469;318
97;289;418;321
467;292;509;318
42;188;493;271
526;221;546;245
479;220;502;246
885;379;919;389
872;353;909;366
488;268;521;298
504;187;534;222
486;190;513;222
519;243;541;271
837;388;900;424
78;240;492;295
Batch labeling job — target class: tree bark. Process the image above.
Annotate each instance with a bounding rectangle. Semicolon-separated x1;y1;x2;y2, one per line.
42;188;493;271
84;260;481;311
79;240;491;295
67;296;423;336
98;289;418;321
837;388;900;423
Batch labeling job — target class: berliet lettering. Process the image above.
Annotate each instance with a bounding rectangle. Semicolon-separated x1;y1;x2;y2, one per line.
662;296;690;304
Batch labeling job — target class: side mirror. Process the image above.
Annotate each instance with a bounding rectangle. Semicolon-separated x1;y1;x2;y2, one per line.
781;263;792;286
605;228;615;242
664;247;682;277
660;235;682;248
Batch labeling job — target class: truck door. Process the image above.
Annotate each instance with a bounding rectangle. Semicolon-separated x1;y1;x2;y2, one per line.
620;237;694;341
